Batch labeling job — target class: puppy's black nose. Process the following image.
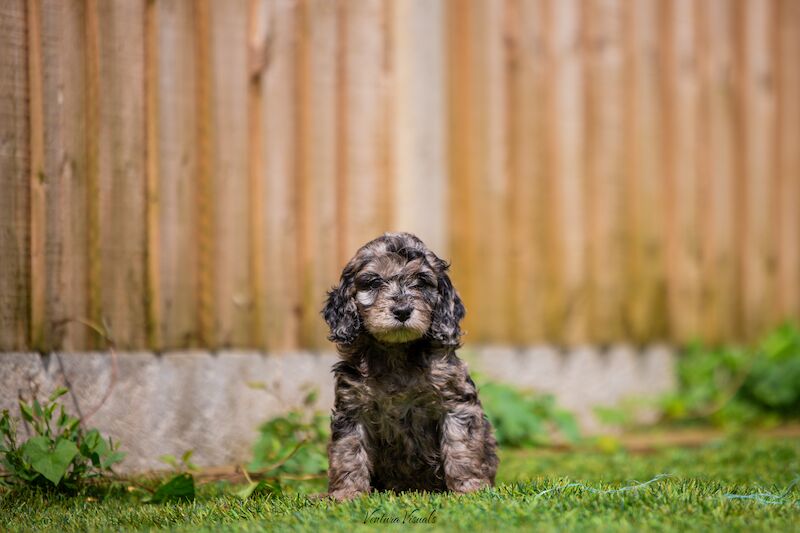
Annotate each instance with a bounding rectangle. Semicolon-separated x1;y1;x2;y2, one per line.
392;305;413;323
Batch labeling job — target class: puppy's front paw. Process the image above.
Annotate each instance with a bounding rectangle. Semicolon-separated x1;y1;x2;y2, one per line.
448;478;491;494
329;488;369;501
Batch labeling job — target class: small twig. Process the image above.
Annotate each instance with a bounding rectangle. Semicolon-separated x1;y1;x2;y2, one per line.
248;438;308;475
51;317;118;425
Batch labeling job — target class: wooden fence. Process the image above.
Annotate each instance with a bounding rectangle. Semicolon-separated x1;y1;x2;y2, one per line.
1;0;798;352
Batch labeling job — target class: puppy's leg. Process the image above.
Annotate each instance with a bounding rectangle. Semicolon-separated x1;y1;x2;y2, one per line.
328;414;371;501
441;406;497;493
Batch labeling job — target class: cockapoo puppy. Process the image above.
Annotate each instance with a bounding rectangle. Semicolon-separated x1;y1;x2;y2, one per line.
322;232;498;500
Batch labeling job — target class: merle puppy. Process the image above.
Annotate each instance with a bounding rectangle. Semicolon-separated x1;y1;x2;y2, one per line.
322;232;498;501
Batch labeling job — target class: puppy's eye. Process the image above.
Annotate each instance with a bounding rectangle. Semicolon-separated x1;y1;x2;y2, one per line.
415;275;437;289
356;276;384;291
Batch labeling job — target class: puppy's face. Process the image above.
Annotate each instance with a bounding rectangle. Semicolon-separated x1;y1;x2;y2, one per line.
323;233;466;347
353;255;437;343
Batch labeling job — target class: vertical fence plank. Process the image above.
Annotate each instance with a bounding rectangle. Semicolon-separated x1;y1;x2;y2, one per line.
260;0;299;351
777;0;800;321
662;0;701;343
0;0;30;351
622;0;667;342
193;0;215;346
27;0;46;350
48;1;90;350
211;0;250;347
247;0;267;348
393;0;447;253
477;0;510;342
95;0;147;348
157;0;198;348
298;0;340;348
696;0;737;342
508;0;548;344
584;0;625;342
37;0;87;351
740;0;777;339
446;0;478;339
343;0;386;253
144;0;161;349
551;0;587;343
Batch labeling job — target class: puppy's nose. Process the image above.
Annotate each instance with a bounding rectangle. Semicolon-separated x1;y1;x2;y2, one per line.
392;305;413;323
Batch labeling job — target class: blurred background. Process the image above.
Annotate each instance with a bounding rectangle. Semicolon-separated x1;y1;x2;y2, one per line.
1;0;800;471
1;0;799;353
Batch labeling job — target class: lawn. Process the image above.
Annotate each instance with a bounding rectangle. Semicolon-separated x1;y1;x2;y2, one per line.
1;434;798;532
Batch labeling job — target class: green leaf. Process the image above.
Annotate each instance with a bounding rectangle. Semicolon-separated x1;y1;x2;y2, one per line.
21;436;79;485
100;450;126;469
32;400;43;420
19;402;34;423
145;474;195;503
159;454;178;469
181;450;194;464
235;479;282;500
48;387;69;403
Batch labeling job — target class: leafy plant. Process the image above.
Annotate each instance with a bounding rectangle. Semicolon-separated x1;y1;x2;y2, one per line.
661;322;800;426
139;450;199;504
248;395;329;477
476;379;580;448
0;387;125;490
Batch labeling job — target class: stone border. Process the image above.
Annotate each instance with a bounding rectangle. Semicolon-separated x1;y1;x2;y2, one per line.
0;346;674;472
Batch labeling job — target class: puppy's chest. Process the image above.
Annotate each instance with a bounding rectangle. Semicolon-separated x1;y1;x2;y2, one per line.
350;375;444;436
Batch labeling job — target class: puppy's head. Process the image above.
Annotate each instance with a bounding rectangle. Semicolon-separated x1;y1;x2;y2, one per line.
323;232;465;347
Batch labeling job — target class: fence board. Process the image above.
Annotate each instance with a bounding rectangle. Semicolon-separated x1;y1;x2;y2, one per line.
157;0;198;348
95;0;147;349
740;0;778;339
663;0;702;342
551;0;587;343
259;0;299;351
446;0;479;340
0;0;30;351
622;0;667;342
342;0;385;255
508;0;548;343
211;0;250;347
297;0;339;348
392;0;447;254
584;0;625;342
696;0;737;342
777;0;800;321
49;1;90;350
476;0;510;342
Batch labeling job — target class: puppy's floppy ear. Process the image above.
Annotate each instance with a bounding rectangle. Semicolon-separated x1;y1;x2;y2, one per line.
322;267;361;345
428;261;466;346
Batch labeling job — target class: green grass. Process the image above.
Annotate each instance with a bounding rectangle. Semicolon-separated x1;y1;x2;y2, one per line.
2;435;798;532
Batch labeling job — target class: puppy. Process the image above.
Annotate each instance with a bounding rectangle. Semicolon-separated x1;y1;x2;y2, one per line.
322;232;498;500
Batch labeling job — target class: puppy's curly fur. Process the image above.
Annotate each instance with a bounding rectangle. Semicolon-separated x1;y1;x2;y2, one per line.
322;232;498;501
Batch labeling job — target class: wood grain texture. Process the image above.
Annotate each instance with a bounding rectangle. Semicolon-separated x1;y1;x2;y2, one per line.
95;0;147;349
662;0;701;343
0;0;30;350
583;0;625;342
392;0;447;254
259;0;299;351
157;0;198;348
1;2;799;351
299;0;340;348
48;1;91;350
211;0;250;347
551;0;587;343
776;0;800;321
622;0;667;342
